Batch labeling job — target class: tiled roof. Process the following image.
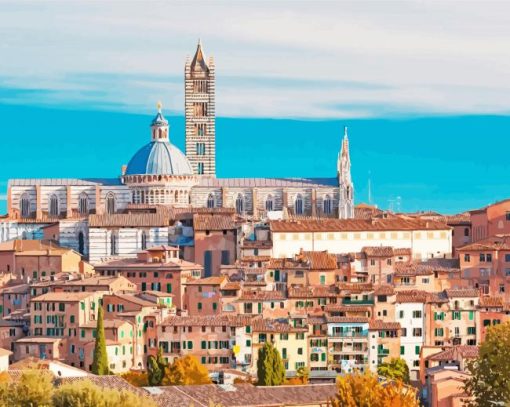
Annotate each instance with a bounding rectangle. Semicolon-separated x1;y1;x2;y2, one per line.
326;316;369;324
458;234;510;251
427;346;479;362
323;304;371;313
222;282;241;291
0;284;30;294
89;213;169;227
394;248;412;256
8;178;122;187
252;319;308;333
369;320;401;330
239;256;271;263
302;251;338;270
337;282;374;293
193;214;236;231
162;315;252;327
396;290;429;303
32;292;96;302
479;296;504;308
238;290;286;301
374;285;395;296
197;177;338;188
288;286;338;298
0;239;72;254
270;218;450;233
241;240;273;249
113;294;157;307
151;383;338;407
361;246;394;257
445;289;480;298
62;376;147;398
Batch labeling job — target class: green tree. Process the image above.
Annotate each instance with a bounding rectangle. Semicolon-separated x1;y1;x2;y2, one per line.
296;366;310;384
163;355;211;386
377;358;410;384
257;342;285;386
465;322;510;406
147;347;167;386
91;305;109;375
5;370;54;407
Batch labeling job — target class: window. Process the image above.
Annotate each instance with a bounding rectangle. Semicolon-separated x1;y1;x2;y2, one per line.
413;328;422;337
110;232;118;256
20;193;31;217
280;333;288;340
464;254;470;262
412;310;422;318
452;311;461;320
197;162;204;175
467;327;476;335
198;303;202;310
207;194;215;208
506;212;510;221
323;195;332;215
415;345;420;355
221;250;230;265
294;194;304;215
464;227;470;236
398;310;404;319
487;253;493;262
320;275;326;285
212;303;217;311
434;328;444;336
400;346;405;355
141;231;147;250
434;312;445;321
235;194;244;214
500;284;505;294
401;328;407;337
79;192;88;215
49;194;59;216
204;250;212;277
265;195;274;211
196;142;206;155
106;192;116;214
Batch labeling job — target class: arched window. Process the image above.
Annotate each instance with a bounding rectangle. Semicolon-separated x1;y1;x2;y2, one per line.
323;195;332;215
49;194;59;217
197;162;204;175
295;194;304;215
78;231;85;255
265;195;274;212
207;194;215;209
235;194;244;215
79;192;89;215
141;231;148;250
110;231;118;255
20;193;30;218
464;228;470;237
106;193;116;215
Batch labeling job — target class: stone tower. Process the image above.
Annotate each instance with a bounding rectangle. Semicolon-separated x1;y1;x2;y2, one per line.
338;127;354;219
185;40;216;176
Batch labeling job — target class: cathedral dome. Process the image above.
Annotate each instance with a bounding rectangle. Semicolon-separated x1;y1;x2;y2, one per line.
125;105;193;176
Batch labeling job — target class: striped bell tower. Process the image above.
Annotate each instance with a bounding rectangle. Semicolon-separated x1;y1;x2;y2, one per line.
185;40;216;176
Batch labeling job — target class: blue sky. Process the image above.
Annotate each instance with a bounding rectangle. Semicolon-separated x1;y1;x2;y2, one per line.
0;1;510;214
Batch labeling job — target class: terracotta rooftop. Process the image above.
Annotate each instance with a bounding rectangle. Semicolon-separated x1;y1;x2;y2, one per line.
361;246;394;257
396;290;429;303
323;304;371;313
369;320;401;330
89;213;169;228
270;218;450;233
184;276;225;286
193;214;236;231
0;239;74;255
32;291;97;302
325;316;369;324
239;256;271;263
162;315;253;327
252;319;308;333
479;296;504;308
458;234;510;252
151;383;338;407
238;290;286;301
288;285;338;298
241;240;272;249
374;285;395;296
427;346;479;362
337;282;374;294
445;288;480;298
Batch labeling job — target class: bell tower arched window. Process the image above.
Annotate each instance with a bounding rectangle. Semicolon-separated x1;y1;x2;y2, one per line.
20;193;30;218
79;193;89;215
207;194;215;209
49;194;59;217
323;195;332;215
110;231;118;255
265;195;274;212
106;193;116;215
295;194;304;215
235;194;244;215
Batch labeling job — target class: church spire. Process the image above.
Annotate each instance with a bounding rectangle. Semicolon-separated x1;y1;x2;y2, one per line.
190;38;209;73
338;126;354;219
151;102;169;142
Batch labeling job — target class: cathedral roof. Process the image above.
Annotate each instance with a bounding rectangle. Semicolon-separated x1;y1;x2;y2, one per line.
190;39;209;73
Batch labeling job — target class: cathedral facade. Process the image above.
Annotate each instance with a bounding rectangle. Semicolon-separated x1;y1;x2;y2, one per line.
0;41;355;262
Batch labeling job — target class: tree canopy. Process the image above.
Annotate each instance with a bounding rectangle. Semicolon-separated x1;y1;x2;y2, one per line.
377;358;410;384
147;347;167;386
256;342;285;386
465;322;510;406
91;305;109;376
331;371;419;407
163;355;211;386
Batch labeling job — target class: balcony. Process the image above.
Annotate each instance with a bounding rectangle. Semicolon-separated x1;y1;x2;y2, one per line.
342;298;374;305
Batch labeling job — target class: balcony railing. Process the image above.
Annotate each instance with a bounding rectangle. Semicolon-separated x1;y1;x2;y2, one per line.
342;299;374;305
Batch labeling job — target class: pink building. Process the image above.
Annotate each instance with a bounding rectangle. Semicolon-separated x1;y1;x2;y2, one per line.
470;199;510;242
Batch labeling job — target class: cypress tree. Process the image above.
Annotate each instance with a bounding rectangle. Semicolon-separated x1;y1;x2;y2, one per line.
257;342;285;386
147;347;167;386
91;304;109;375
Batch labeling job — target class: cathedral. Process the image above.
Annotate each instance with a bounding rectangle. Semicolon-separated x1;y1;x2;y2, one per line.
0;41;355;262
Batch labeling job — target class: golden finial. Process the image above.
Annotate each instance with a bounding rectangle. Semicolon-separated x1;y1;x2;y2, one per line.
157;101;163;112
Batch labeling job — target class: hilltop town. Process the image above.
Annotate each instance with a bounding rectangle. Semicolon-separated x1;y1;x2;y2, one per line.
0;42;506;407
